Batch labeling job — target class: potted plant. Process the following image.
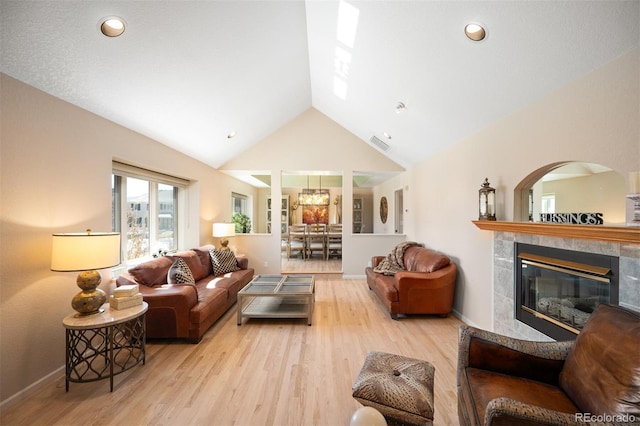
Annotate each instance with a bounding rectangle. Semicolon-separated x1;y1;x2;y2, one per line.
232;213;252;234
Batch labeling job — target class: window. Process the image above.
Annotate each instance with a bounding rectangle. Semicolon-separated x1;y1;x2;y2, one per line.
541;193;556;214
231;192;252;234
112;162;188;262
232;192;248;215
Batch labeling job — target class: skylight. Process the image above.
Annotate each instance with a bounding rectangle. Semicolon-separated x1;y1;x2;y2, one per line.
333;1;360;100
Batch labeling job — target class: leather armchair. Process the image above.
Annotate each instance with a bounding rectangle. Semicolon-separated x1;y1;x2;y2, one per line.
457;304;640;425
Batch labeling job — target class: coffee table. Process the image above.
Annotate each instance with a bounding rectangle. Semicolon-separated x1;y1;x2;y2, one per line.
237;274;315;325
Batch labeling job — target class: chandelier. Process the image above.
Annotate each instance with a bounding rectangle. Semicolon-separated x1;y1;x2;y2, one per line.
298;176;330;206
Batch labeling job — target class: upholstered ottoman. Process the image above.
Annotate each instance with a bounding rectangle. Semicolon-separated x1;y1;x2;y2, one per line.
352;351;435;426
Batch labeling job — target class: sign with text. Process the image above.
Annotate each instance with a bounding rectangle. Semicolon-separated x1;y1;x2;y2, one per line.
540;213;603;225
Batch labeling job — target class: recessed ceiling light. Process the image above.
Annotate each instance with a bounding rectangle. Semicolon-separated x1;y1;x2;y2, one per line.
383;132;392;139
100;17;126;37
227;131;237;139
465;23;486;41
395;102;407;114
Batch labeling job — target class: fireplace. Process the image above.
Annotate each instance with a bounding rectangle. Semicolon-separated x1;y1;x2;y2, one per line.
515;243;619;341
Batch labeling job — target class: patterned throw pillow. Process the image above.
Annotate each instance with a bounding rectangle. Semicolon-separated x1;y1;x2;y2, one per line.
167;257;195;284
209;249;240;276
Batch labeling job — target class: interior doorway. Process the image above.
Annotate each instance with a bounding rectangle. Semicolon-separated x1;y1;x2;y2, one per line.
281;171;343;274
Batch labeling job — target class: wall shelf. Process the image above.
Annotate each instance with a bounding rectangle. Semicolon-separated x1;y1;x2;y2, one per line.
472;221;640;245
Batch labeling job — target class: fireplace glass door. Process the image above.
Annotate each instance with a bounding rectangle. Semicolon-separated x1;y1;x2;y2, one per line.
515;243;618;341
521;257;611;332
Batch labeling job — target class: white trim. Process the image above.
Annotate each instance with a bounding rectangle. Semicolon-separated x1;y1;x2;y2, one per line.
452;309;478;328
0;366;64;411
112;161;189;188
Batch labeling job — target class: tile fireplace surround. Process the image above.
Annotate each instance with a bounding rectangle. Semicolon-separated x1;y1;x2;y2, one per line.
484;224;640;342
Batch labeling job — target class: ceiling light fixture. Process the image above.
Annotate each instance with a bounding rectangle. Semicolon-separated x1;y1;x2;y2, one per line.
100;17;126;37
227;131;237;139
383;132;392;140
464;23;486;41
395;102;407;114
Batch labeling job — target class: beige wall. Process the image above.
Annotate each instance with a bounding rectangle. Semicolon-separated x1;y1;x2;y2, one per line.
0;74;254;403
1;46;638;406
408;48;639;328
221;108;407;276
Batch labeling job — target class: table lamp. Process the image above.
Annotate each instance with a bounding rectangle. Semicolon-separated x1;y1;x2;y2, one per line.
51;230;121;316
212;222;236;251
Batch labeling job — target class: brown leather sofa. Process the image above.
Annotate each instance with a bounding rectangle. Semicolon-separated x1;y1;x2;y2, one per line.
457;304;640;425
364;245;457;319
116;245;254;343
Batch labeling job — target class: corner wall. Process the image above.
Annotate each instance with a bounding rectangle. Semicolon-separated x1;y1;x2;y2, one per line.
407;48;639;330
0;73;248;404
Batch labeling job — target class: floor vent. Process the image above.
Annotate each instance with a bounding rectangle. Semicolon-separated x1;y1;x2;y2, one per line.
369;135;390;152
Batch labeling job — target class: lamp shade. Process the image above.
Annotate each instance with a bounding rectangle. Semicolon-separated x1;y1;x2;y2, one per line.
51;232;121;271
212;222;236;238
298;189;330;206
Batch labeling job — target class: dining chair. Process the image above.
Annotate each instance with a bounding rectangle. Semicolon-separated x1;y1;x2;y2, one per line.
306;223;326;259
326;224;342;260
288;224;307;259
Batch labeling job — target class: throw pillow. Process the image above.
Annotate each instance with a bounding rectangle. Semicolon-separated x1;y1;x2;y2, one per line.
167;257;195;285
209;249;240;276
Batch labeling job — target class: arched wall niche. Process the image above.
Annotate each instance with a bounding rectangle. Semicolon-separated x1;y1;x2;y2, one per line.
513;161;627;224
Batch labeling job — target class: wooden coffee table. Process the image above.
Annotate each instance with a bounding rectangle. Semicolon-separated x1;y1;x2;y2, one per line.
237;274;315;325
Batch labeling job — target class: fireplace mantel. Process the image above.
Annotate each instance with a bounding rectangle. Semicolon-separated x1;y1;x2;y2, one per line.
472;221;640;244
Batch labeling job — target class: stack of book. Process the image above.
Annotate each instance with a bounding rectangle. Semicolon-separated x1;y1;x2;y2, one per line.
110;284;143;310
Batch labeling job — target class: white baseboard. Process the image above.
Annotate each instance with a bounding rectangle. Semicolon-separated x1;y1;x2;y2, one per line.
0;366;64;412
451;309;479;328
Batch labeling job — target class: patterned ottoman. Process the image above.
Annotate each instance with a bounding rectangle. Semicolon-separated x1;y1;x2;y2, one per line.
352;351;435;426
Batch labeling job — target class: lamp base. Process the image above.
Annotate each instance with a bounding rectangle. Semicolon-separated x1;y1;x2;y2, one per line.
72;270;107;316
73;306;105;317
219;238;231;251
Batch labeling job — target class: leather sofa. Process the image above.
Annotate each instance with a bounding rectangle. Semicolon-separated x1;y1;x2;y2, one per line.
364;245;457;319
116;245;254;343
457;304;640;425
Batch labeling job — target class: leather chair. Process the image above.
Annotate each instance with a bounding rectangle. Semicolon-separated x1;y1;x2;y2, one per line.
457;304;640;425
365;245;457;319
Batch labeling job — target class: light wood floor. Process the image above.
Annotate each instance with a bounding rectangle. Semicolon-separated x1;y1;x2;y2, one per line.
281;254;342;274
1;277;464;426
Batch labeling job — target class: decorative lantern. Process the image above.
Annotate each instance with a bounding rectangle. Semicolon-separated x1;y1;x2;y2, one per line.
478;178;496;221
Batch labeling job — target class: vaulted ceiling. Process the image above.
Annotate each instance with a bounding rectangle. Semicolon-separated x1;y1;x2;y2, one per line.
1;1;638;169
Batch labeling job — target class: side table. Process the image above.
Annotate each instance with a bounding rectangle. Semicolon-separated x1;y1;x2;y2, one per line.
62;302;148;392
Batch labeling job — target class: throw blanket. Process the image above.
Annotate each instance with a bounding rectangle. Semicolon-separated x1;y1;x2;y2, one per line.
373;241;423;276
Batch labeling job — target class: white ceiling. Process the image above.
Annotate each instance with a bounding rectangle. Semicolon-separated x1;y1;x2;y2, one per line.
2;1;638;169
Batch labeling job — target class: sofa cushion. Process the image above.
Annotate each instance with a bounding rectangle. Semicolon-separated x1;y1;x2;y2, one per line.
404;246;450;273
167;258;195;284
205;269;253;296
209;249;240;276
128;256;174;287
172;250;208;282
192;245;216;276
559;304;640;414
465;368;579;420
189;287;228;323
